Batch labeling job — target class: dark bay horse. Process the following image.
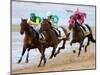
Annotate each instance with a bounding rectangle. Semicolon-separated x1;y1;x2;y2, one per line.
40;19;70;58
68;17;96;56
18;18;47;67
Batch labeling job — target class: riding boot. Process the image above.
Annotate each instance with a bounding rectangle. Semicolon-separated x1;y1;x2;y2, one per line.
58;30;61;37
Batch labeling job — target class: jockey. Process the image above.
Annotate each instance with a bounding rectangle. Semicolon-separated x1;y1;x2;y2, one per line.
46;12;60;37
46;12;59;28
72;8;87;31
27;12;41;28
27;12;42;39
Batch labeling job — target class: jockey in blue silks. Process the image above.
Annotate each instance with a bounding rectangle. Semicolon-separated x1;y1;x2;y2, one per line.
46;12;61;37
46;12;59;28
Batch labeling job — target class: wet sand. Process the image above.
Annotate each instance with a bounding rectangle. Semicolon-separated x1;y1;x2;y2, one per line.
12;44;95;74
11;25;96;74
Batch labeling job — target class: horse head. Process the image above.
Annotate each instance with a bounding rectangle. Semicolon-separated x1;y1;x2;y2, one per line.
40;18;51;33
68;15;78;30
20;18;29;35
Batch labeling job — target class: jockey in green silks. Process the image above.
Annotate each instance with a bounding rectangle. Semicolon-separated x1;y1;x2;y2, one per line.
27;12;41;28
27;12;42;37
46;12;59;28
46;12;61;37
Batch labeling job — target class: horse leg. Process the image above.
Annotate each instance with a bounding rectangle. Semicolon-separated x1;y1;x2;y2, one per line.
78;41;83;57
38;54;43;67
43;52;46;66
17;47;26;63
70;40;76;53
25;48;30;63
90;33;96;43
38;46;46;67
41;47;46;66
38;52;46;67
85;38;90;52
54;40;66;57
70;40;74;46
49;46;56;59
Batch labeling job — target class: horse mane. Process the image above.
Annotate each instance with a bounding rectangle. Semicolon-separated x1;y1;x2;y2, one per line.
21;18;27;23
21;18;39;40
43;18;52;26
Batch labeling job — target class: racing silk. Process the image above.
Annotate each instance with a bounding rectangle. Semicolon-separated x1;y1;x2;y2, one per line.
73;9;86;25
48;15;59;27
27;16;41;28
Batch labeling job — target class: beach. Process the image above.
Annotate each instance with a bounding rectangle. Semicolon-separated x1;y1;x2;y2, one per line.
11;25;96;74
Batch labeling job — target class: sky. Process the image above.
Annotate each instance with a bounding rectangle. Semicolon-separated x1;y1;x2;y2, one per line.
12;1;96;26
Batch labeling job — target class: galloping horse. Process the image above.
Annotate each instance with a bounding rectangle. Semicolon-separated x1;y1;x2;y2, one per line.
40;19;70;58
18;18;47;67
68;16;96;56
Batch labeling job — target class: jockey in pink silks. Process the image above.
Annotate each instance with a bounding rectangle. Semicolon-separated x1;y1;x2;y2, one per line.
74;8;86;24
69;8;87;31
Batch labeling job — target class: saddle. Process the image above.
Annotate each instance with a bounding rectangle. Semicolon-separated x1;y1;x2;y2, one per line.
80;24;90;36
52;27;61;37
30;26;46;41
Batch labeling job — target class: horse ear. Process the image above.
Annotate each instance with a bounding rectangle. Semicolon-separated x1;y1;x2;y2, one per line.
21;18;23;21
42;18;44;20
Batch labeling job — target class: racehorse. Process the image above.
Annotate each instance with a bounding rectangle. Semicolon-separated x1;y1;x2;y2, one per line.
40;18;70;58
18;18;47;67
68;16;96;56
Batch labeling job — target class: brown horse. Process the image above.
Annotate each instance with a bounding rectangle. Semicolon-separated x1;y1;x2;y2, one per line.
17;18;47;67
40;19;70;58
68;16;96;56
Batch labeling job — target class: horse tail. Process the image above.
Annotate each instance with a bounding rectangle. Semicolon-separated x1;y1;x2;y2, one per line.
60;26;70;39
89;33;96;43
85;24;96;43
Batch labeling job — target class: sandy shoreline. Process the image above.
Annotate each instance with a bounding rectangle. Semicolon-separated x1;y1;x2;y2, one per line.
11;25;96;74
12;43;96;74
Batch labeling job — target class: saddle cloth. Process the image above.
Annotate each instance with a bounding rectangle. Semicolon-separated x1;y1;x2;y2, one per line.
53;28;60;37
80;24;90;36
39;33;45;40
53;27;66;39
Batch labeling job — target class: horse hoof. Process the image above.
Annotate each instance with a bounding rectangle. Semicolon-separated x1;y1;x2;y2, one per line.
73;50;76;54
43;64;46;67
85;50;87;52
17;60;21;64
54;55;57;57
49;56;53;59
38;65;40;67
78;54;80;57
25;61;28;63
17;62;19;64
54;53;57;57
